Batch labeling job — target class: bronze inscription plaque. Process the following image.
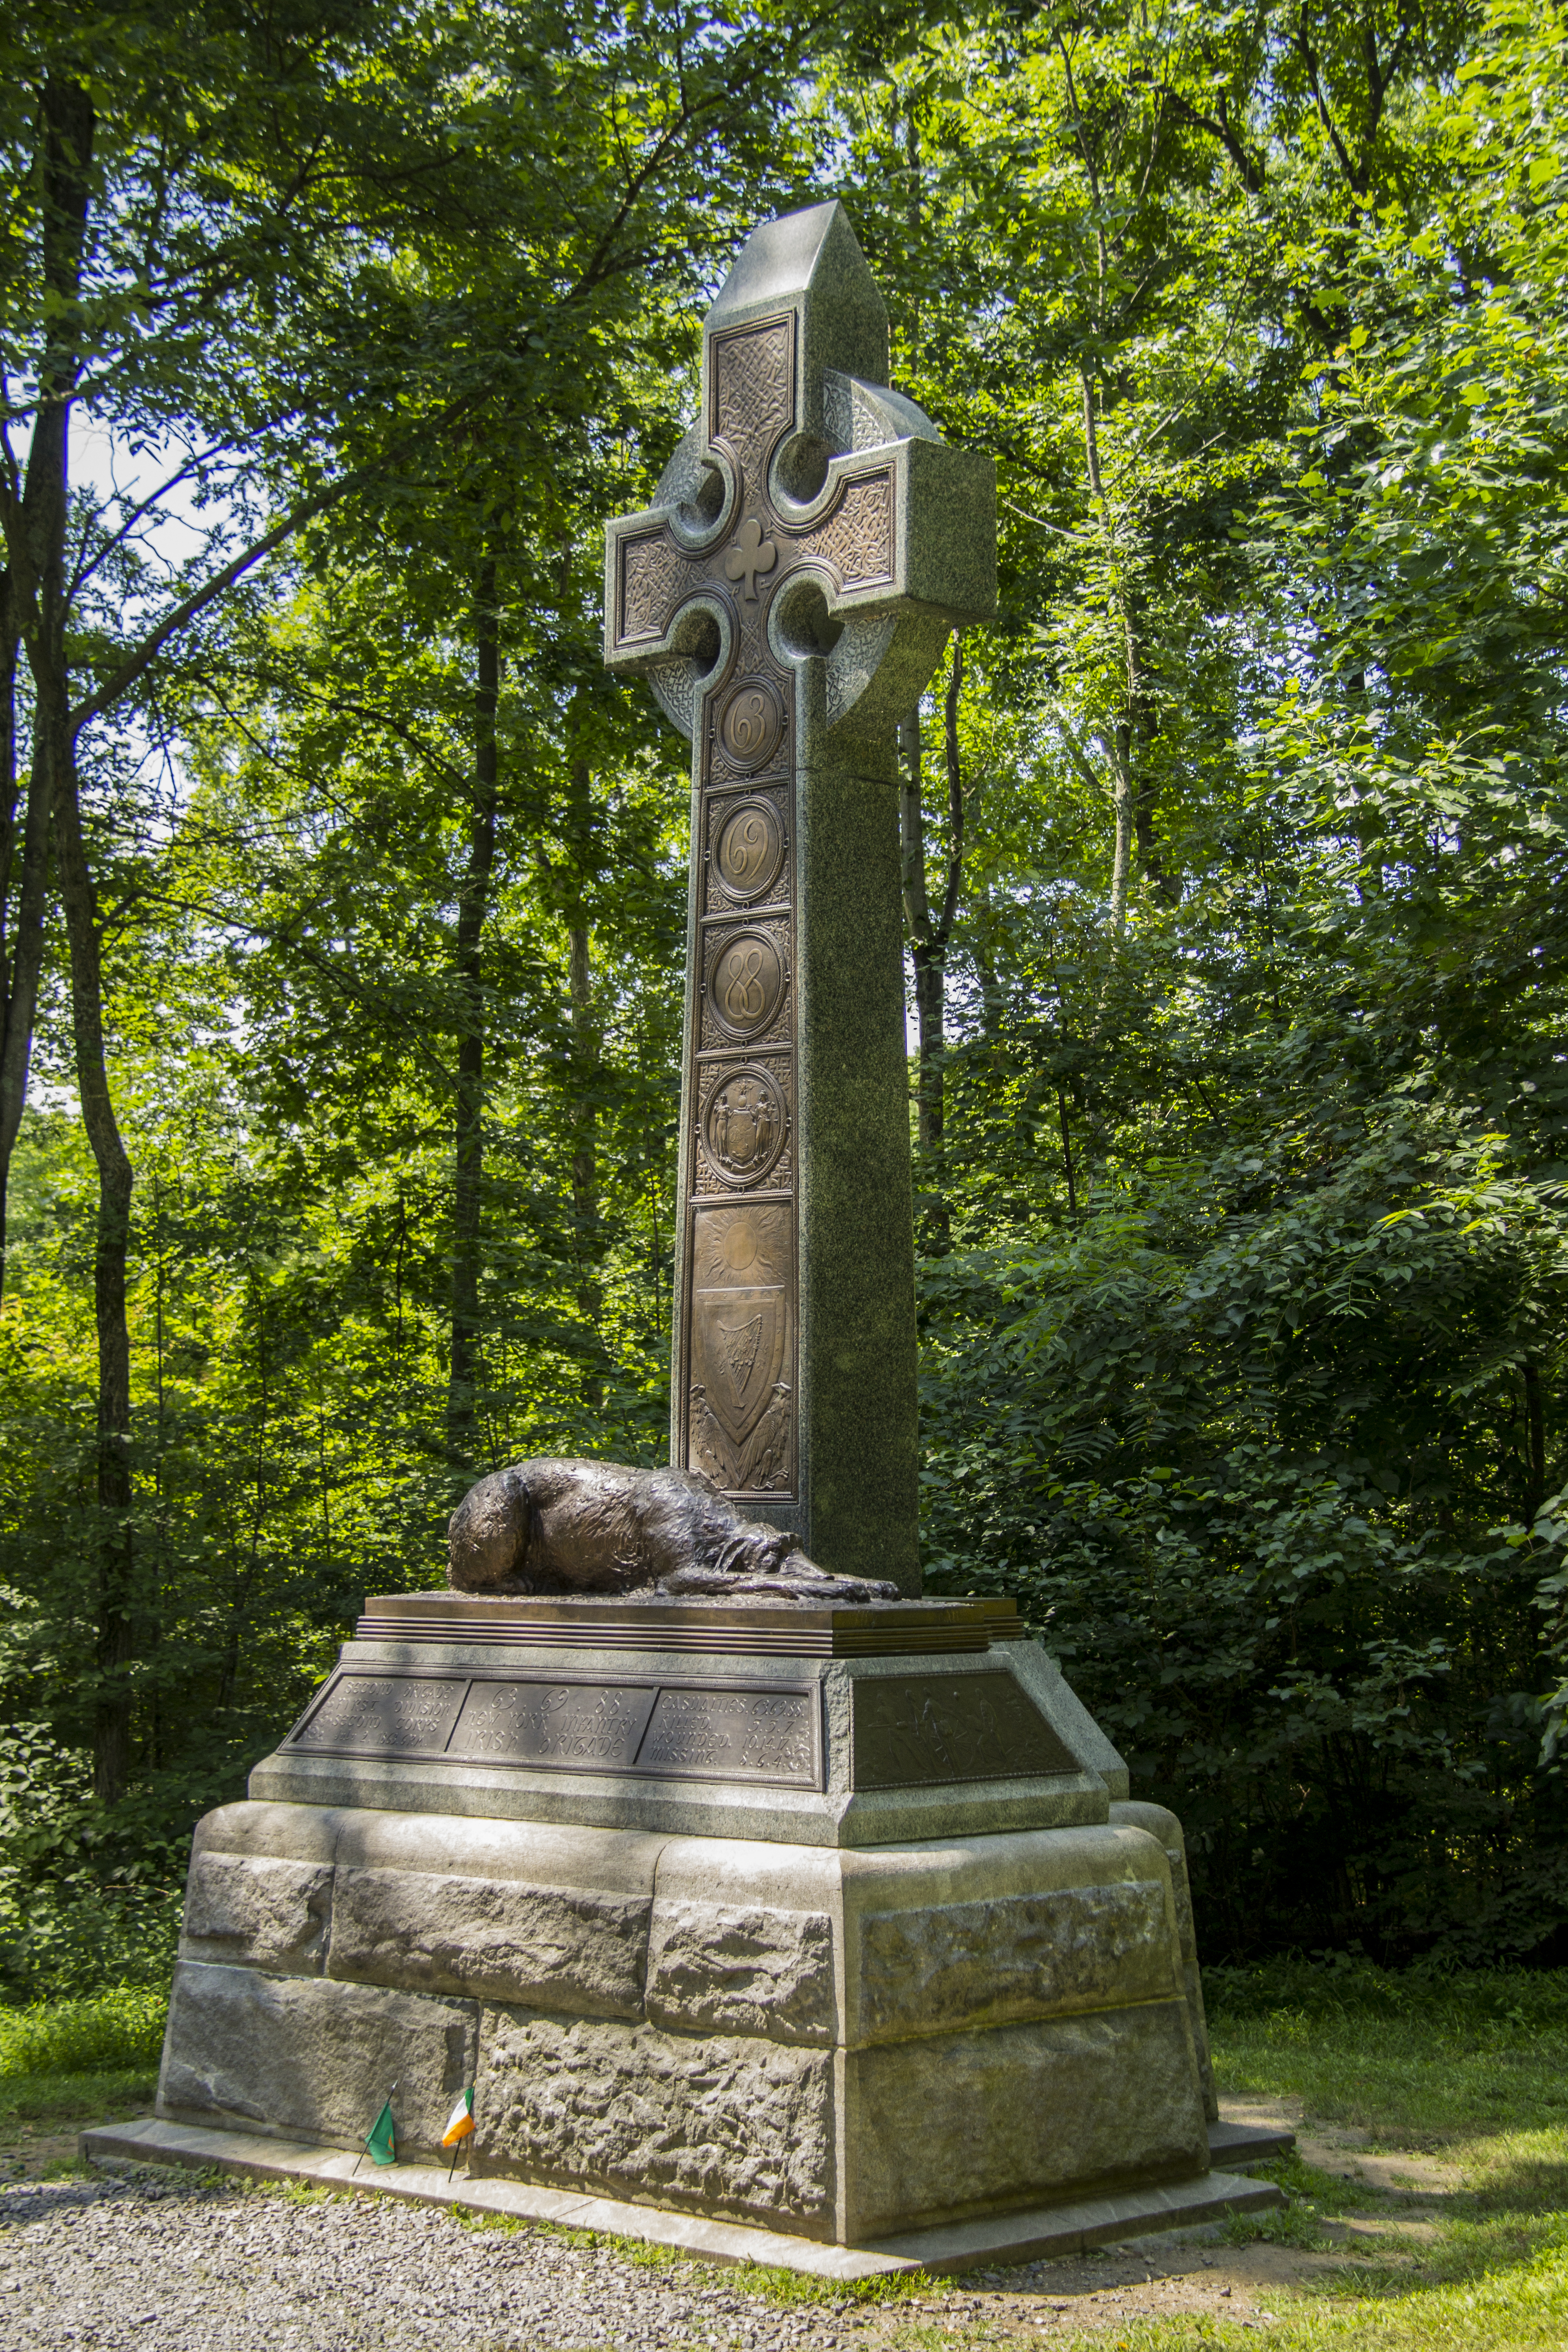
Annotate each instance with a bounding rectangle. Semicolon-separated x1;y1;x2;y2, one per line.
293;1674;467;1755
287;1669;821;1789
638;1686;816;1783
850;1673;1078;1790
448;1680;657;1767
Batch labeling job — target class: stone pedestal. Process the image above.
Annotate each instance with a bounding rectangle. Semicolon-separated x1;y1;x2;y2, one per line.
157;1597;1219;2250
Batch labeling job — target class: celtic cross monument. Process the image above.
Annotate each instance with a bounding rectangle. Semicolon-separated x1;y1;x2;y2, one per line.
148;209;1236;2246
604;201;995;1590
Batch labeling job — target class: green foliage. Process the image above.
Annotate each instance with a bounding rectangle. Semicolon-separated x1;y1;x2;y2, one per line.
2;0;1568;1977
894;0;1568;1962
1205;1958;1568;2034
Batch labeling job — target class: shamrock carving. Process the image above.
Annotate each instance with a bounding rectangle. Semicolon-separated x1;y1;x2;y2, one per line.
724;514;778;600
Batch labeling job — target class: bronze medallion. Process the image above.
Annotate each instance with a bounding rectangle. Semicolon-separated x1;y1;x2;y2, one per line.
701;1063;787;1187
717;675;784;770
707;929;785;1039
713;796;786;903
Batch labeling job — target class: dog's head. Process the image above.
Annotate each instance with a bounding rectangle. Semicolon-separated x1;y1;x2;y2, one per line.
447;1465;535;1593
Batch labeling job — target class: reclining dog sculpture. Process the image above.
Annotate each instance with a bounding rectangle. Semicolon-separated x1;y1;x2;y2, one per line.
449;1457;898;1603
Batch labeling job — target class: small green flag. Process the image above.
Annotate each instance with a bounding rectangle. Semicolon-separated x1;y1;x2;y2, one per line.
364;2094;397;2167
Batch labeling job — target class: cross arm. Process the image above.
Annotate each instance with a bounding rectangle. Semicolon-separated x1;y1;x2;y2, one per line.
603;372;995;743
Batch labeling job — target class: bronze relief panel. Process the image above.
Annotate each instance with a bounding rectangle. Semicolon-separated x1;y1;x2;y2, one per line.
694;1050;794;1195
804;469;896;590
686;1199;795;1496
698;1061;790;1191
710;320;795;467
619;532;711;646
659;311;803;1504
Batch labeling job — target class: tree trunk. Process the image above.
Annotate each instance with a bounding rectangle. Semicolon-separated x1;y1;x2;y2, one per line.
1125;605;1176;904
0;732;55;1303
970;910;1004;1044
899;648;966;1245
910;945;946;1151
23;78;132;1798
566;756;602;1406
899;648;967;1152
54;760;136;1803
1;78;94;1302
1082;377;1135;940
898;709;940;1149
447;557;499;1468
1057;1085;1079;1222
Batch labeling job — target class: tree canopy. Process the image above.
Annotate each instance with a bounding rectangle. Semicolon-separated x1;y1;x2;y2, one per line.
2;0;1566;1989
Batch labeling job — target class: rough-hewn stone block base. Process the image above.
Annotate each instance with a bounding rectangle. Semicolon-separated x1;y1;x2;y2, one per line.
158;1965;476;2156
157;1801;1215;2243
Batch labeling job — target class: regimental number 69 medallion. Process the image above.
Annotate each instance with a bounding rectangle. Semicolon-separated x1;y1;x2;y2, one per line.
717;676;784;770
702;1065;787;1187
713;797;785;903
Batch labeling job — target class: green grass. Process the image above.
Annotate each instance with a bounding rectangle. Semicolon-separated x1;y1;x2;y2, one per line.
1203;1962;1568;2147
2;1960;1563;2350
1150;1964;1568;2352
0;1987;167;2079
0;1989;164;2137
0;2064;155;2126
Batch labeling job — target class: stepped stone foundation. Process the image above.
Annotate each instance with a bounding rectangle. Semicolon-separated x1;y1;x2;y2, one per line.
157;1597;1219;2248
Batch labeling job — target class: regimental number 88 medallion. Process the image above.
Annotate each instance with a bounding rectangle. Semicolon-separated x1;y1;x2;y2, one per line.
708;928;785;1040
718;676;784;770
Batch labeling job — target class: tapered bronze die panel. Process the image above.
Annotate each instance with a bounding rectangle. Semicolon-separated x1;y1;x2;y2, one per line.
851;1675;1079;1789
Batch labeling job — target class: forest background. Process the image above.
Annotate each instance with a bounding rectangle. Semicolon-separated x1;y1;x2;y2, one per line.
1;0;1566;1999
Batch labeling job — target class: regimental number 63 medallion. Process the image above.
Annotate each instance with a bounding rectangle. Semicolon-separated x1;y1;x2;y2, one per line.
702;1065;788;1187
717;676;784;770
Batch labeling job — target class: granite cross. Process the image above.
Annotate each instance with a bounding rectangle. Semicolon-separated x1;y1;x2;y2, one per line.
603;201;995;1593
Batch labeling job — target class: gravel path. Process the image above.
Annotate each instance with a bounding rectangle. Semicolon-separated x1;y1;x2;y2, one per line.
0;2159;1308;2347
0;2166;882;2351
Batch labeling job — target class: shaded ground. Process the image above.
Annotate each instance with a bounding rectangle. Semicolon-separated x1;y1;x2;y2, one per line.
3;1984;1567;2350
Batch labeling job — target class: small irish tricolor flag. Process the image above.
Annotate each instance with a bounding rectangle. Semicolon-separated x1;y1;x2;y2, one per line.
442;2086;475;2176
363;2093;397;2168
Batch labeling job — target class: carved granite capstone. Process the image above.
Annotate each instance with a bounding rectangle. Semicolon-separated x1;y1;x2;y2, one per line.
448;1457;897;1604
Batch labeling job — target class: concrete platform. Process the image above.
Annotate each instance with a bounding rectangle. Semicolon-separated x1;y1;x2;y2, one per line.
78;2115;1283;2280
1208;2117;1297;2169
